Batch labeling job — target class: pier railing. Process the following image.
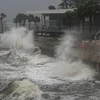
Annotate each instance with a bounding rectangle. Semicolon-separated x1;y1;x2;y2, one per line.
34;26;67;32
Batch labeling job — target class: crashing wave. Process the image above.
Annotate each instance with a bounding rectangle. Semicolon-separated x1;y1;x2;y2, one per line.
0;27;40;53
0;79;42;100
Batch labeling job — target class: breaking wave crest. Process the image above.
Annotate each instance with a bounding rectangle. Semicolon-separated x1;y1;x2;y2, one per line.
0;27;40;53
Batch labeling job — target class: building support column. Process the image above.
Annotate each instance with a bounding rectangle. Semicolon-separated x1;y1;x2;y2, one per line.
41;14;43;25
43;15;46;26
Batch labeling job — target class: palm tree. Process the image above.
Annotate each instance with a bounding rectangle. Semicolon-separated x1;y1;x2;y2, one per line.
22;14;28;26
15;14;22;27
13;17;18;27
34;16;40;26
0;13;6;33
15;13;26;27
27;14;34;30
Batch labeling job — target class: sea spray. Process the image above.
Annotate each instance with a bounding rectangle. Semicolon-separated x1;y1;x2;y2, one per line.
0;27;39;52
56;35;74;61
24;30;96;82
53;31;96;81
55;30;79;61
51;60;96;81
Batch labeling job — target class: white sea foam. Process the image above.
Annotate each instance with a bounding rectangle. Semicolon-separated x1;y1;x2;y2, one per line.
0;27;39;52
2;80;42;100
0;29;96;85
51;60;96;81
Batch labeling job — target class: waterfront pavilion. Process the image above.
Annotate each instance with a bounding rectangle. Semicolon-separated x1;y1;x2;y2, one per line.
27;9;74;37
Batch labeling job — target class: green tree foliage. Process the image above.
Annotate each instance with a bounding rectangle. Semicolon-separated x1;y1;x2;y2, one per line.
13;18;18;27
14;13;40;30
58;0;95;9
61;0;100;32
74;0;88;6
83;0;100;17
14;13;27;27
76;0;100;32
63;11;77;28
22;14;27;26
0;13;6;33
27;14;34;30
84;0;100;32
58;0;77;9
48;5;56;10
58;2;65;9
76;3;86;32
34;16;40;25
59;0;71;9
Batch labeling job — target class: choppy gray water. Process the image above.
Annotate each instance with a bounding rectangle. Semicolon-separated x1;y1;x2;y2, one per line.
0;28;100;100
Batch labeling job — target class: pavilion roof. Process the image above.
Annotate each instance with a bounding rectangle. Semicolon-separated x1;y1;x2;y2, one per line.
27;9;75;14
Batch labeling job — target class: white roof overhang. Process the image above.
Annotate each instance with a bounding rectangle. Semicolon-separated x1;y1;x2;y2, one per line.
27;9;75;14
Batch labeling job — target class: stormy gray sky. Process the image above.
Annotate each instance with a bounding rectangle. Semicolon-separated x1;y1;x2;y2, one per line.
0;0;61;21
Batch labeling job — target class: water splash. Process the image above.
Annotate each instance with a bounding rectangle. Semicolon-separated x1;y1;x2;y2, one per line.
56;35;74;61
55;30;79;61
0;27;39;52
53;31;96;81
51;60;96;81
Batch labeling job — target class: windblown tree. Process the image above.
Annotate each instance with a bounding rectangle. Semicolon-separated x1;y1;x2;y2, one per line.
63;11;77;28
48;5;56;10
58;0;76;9
0;13;6;33
14;13;27;27
58;0;89;9
22;14;28;26
58;0;100;33
14;14;22;27
13;17;18;27
76;0;100;32
34;16;40;26
83;0;100;32
74;0;88;6
27;14;34;30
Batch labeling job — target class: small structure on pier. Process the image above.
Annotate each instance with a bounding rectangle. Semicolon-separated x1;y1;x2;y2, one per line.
27;9;74;37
